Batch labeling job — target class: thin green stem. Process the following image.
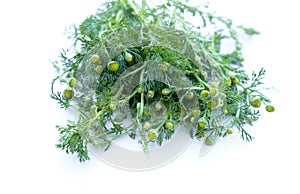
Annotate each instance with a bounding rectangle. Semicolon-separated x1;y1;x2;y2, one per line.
195;75;209;88
119;62;147;80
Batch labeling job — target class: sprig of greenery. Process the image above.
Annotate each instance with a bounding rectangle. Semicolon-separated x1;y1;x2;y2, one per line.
50;76;70;109
56;123;89;162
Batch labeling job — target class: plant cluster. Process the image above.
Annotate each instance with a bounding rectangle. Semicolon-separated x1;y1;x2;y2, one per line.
51;0;274;162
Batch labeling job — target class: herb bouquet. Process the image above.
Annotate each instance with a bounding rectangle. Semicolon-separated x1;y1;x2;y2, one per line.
51;0;274;162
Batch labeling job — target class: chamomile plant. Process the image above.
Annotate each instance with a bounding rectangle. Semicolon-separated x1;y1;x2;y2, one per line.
51;0;274;162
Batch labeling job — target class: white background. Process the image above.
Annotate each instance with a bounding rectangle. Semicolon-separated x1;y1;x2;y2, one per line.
0;0;299;193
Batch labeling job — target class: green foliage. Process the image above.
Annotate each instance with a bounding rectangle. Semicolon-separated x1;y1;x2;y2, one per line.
51;0;274;162
56;124;89;162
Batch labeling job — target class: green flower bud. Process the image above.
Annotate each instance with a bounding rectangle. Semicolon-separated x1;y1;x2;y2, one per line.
125;52;133;63
107;61;119;72
185;92;194;100
210;82;217;88
109;103;116;111
201;90;209;98
143;123;151;130
148;131;157;141
204;137;213;145
192;109;200;116
95;65;103;73
160;63;169;72
197;117;208;130
233;78;239;85
91;54;100;64
147;91;155;98
63;89;74;99
136;88;143;93
69;77;77;88
200;132;205;137
166;122;173;130
209;88;218;97
162;88;171;95
226;79;232;86
250;97;261;108
265;105;275;112
204;136;217;146
208;99;219;109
